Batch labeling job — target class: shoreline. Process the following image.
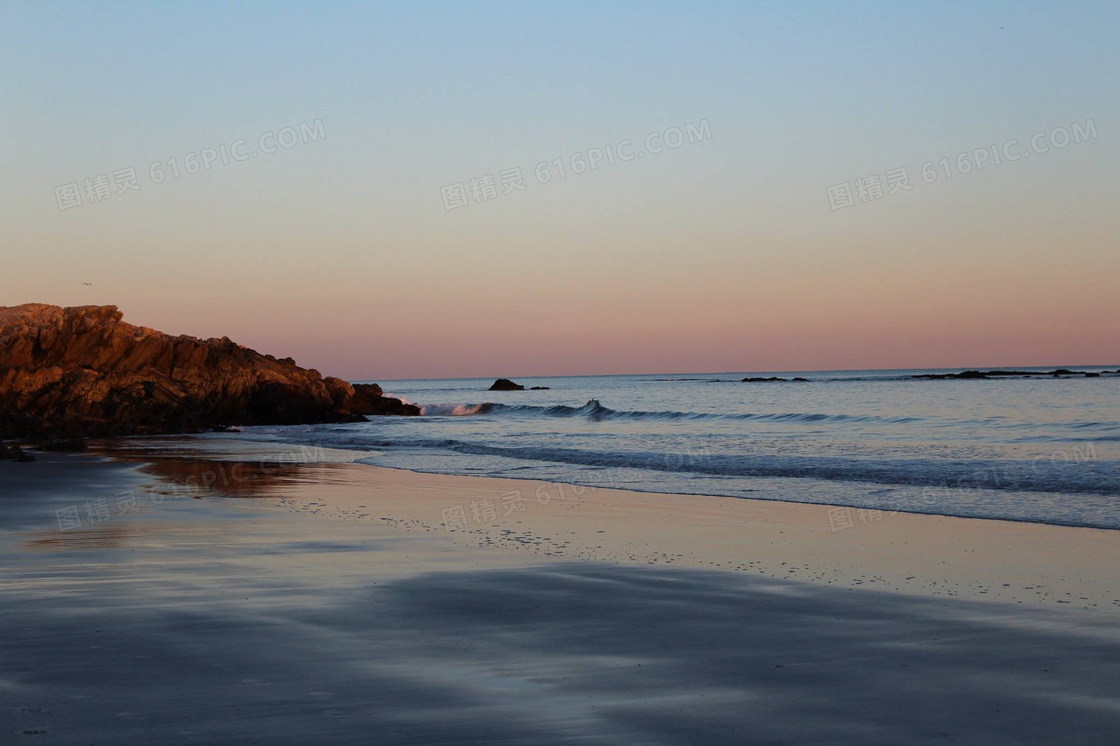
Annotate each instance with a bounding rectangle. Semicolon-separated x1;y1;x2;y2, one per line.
305;460;1120;533
89;438;1120;613
92;430;1120;531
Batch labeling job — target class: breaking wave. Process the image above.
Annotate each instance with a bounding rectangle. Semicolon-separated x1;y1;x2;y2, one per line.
417;399;922;425
353;442;1120;498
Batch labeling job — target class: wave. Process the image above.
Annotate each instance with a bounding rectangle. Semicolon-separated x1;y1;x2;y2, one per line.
417;399;923;425
387;442;1120;497
419;403;493;416
415;400;1120;437
237;424;1120;498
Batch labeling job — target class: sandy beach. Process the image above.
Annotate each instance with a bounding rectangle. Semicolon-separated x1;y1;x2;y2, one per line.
3;444;1119;744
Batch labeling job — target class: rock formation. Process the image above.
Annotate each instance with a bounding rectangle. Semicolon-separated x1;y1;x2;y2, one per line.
489;378;525;391
0;304;418;438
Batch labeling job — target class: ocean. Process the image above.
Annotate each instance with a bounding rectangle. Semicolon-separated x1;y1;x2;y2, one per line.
209;367;1120;529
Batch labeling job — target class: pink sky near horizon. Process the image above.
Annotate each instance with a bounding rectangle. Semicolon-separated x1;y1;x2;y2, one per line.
15;247;1115;381
7;172;1117;381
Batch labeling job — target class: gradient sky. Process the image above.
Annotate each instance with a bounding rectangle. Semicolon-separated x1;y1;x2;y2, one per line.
2;1;1117;379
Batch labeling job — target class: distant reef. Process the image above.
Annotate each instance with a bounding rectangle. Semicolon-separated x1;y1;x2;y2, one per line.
741;376;809;383
911;369;1106;380
0;303;418;439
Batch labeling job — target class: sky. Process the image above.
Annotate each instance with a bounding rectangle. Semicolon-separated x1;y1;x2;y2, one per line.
2;1;1117;379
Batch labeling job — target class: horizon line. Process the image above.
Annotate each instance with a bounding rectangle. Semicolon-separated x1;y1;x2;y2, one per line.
361;363;1120;383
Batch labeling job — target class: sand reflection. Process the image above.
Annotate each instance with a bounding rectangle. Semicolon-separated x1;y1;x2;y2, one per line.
94;442;356;500
24;523;138;551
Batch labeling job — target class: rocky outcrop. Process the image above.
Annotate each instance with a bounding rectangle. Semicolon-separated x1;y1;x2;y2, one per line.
0;303;419;438
489;378;525;391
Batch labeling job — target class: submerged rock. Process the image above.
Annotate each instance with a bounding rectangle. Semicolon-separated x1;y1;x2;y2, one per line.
0;303;418;438
37;437;87;452
0;443;35;462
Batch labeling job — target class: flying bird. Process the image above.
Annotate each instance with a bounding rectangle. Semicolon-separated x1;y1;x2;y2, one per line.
82;282;93;286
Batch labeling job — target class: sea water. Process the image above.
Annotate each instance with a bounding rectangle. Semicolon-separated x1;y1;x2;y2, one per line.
216;367;1120;529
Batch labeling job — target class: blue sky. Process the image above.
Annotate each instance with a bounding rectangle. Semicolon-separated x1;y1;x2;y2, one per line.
2;1;1117;377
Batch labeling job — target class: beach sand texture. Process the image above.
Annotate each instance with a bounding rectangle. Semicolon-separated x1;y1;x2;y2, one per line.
2;449;1119;744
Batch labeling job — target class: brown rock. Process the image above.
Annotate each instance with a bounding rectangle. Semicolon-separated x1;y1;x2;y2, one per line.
349;383;420;416
0;303;418;437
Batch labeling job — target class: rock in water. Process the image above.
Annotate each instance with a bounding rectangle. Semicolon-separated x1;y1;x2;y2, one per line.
0;443;35;462
37;437;88;452
349;383;419;416
489;378;525;391
0;303;419;437
910;369;1097;380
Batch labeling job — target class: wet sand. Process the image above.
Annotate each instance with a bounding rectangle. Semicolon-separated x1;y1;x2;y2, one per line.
2;446;1119;743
